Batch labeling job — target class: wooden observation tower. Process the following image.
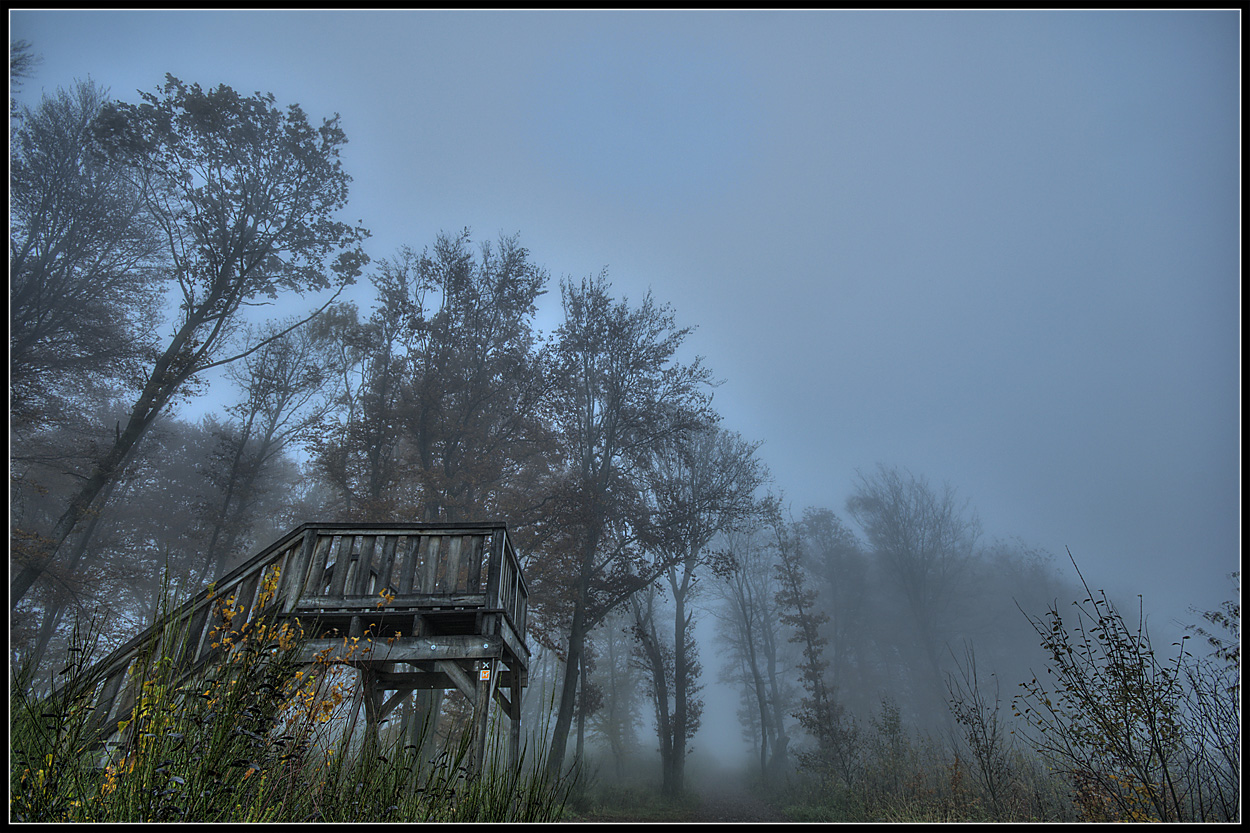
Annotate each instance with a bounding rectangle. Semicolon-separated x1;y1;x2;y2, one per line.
72;522;530;770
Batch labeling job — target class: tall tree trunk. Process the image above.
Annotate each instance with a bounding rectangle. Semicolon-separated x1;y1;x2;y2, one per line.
575;653;587;765
202;412;257;581
742;612;772;777
23;474;124;678
546;535;595;777
11;324;197;607
632;589;676;795
669;561;692;797
11;415;146;604
765;632;790;776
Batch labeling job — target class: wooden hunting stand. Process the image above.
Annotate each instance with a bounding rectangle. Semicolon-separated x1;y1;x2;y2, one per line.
73;522;529;771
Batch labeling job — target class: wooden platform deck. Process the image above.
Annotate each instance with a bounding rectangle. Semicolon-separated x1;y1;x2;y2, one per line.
71;521;529;767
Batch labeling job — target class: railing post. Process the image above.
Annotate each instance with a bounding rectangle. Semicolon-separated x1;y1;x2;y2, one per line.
421;535;441;593
279;527;317;612
354;535;378;596
485;530;504;610
443;536;463;594
328;535;352;597
375;535;399;593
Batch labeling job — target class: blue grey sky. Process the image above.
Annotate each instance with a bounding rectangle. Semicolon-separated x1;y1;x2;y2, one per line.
10;10;1239;636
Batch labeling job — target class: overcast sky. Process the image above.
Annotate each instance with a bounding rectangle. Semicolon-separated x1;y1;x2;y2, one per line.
11;10;1239;637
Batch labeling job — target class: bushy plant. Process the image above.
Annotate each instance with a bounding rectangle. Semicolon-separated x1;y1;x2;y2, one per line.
1011;558;1240;822
776;692;1080;822
11;577;575;822
10;614;108;821
945;645;1078;821
779;697;1001;822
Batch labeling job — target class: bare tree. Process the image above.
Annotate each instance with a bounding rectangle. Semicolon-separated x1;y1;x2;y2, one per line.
9;38;41;116
586;608;645;778
633;427;765;795
846;465;981;721
628;582;687;786
794;507;871;712
200;312;350;579
711;521;793;779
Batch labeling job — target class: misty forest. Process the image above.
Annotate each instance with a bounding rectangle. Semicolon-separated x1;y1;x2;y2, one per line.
9;41;1239;823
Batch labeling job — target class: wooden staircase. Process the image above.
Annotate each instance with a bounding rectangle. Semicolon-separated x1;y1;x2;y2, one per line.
72;522;529;769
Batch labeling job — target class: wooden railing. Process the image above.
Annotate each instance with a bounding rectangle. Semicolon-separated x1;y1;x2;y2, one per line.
70;521;527;747
285;524;529;658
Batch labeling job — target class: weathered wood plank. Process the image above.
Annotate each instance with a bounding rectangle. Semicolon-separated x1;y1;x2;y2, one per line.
328;535;351;597
499;617;528;667
66;521;526;754
374;667;525;690
180;603;211;666
353;535;378;596
443;535;462;594
422;535;441;593
292;592;489;610
375;535;399;594
437;659;477;704
484;530;503;608
304;534;334;597
295;634;503;665
279;530;318;611
397;535;420;595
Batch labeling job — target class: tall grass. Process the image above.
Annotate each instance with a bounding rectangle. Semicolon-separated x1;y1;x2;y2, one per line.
776;575;1242;823
775;697;1079;822
11;586;576;822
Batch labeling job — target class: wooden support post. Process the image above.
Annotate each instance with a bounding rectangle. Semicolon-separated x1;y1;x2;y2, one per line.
362;668;382;755
409;688;443;761
400;689;417;752
339;667;367;758
472;657;499;774
510;661;523;770
279;529;317;612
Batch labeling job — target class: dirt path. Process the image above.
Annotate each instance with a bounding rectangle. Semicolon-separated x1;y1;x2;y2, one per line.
561;764;790;823
688;770;788;823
